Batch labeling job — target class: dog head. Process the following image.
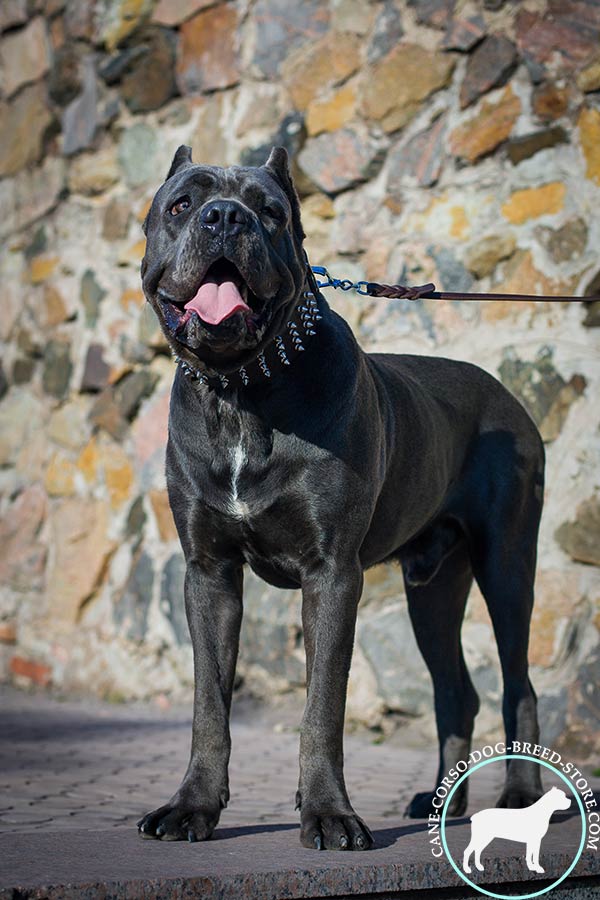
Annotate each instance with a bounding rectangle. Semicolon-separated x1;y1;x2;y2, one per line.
549;786;571;810
141;145;308;375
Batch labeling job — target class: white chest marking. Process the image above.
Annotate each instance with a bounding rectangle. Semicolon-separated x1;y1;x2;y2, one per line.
228;441;249;518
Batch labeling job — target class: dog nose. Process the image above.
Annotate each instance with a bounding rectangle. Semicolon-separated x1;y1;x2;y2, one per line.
199;200;249;236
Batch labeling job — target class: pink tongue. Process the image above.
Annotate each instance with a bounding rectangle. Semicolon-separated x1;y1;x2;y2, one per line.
184;279;250;325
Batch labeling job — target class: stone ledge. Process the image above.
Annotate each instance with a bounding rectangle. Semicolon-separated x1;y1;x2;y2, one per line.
1;815;597;900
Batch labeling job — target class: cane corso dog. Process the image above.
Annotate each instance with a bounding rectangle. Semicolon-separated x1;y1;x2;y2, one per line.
137;145;544;849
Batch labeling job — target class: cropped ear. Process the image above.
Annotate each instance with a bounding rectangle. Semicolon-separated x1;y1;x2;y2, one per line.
166;145;193;181
264;146;305;243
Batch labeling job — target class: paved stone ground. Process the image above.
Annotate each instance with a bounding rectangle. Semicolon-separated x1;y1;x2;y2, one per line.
0;686;437;833
1;686;599;899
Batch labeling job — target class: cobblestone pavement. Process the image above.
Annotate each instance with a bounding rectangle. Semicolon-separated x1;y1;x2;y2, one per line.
2;687;600;900
1;685;598;838
0;686;435;835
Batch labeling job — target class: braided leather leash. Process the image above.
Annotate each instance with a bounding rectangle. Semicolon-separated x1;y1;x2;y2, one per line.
311;266;600;303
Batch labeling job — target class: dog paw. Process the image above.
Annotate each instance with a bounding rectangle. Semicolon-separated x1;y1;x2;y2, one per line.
495;788;543;809
137;801;220;842
405;791;435;818
300;810;374;851
405;789;467;818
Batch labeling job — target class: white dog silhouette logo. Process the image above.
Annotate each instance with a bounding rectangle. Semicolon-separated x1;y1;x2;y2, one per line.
463;786;571;875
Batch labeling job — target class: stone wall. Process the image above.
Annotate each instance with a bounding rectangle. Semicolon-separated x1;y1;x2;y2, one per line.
1;0;599;755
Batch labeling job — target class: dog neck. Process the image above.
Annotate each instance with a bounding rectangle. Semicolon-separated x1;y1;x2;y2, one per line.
172;278;324;392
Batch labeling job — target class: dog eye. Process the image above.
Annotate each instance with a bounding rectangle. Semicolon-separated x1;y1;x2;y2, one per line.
263;204;281;219
169;196;191;217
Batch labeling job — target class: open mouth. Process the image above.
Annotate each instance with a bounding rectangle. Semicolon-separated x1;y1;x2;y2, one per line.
158;258;267;337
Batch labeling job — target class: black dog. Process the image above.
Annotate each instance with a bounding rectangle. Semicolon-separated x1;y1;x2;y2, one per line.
137;145;544;850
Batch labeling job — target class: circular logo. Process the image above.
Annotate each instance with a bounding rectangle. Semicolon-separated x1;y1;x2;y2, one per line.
439;754;587;899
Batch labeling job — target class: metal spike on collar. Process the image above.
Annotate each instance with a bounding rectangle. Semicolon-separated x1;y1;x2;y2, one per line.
258;351;271;377
302;291;322;322
299;310;316;335
238;366;249;386
308;295;322;320
287;320;304;349
219;373;229;388
275;335;291;365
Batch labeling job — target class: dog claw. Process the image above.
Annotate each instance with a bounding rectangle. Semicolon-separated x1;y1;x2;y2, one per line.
356;835;365;849
314;834;322;850
188;829;197;843
340;835;348;849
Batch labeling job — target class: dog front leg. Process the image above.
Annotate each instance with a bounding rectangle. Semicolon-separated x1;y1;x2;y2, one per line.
138;559;243;842
297;561;373;851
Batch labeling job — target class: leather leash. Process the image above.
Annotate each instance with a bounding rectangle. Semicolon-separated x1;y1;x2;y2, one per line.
311;265;600;304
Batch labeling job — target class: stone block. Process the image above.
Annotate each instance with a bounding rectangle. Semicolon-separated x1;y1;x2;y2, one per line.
460;34;518;109
506;126;568;165
282;31;360;112
68;145;120;196
357;601;433;716
149;489;177;542
0;15;51;98
159;553;189;644
360;43;455;133
250;0;329;79
298;126;386;194
176;4;239;94
555;496;600;566
9;656;52;687
96;0;154;51
499;346;586;442
153;0;214;26
42;339;72;400
113;550;154;641
0;82;52;177
80;269;107;327
442;15;485;51
47;498;115;624
578;107;600;187
449;85;520;163
81;344;111;393
502;183;566;225
119;26;177;113
465;233;516;278
0;484;47;592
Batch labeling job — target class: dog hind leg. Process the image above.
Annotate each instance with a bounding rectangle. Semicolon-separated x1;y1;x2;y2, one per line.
468;443;544;809
474;844;486;872
404;538;479;818
463;837;475;873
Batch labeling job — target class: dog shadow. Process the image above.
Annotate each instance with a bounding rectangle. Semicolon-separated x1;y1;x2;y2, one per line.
211;791;598;850
212;820;432;849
